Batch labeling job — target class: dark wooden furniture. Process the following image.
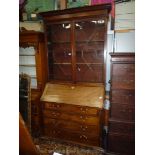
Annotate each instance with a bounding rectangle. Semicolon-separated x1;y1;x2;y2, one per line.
39;4;111;147
19;31;48;136
19;113;40;155
40;4;111;84
107;53;135;155
19;74;31;132
41;83;105;147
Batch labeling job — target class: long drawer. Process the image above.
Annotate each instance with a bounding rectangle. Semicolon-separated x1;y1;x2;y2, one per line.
43;110;100;125
111;90;135;104
110;102;135;121
44;127;100;146
111;77;134;89
112;64;135;77
44;118;100;135
109;120;135;135
42;102;99;116
107;132;135;155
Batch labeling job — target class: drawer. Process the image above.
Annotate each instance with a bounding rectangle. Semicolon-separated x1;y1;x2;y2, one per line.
43;110;100;125
111;90;135;104
112;77;134;89
43;127;100;146
43;102;99;116
107;132;135;155
112;64;135;76
44;118;100;135
109;120;135;135
110;103;135;121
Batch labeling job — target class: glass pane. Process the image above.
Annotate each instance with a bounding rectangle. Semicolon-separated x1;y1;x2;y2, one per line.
47;23;72;81
75;19;105;82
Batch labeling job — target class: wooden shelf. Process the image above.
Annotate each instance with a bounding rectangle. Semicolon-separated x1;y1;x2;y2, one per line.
30;75;37;79
19;54;35;56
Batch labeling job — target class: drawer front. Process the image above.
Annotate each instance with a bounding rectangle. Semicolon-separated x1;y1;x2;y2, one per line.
107;133;135;155
112;64;134;77
109;120;135;135
112;77;134;89
44;118;100;135
43;102;99;116
44;127;100;146
111;64;135;89
111;90;135;105
110;103;135;121
43;110;100;125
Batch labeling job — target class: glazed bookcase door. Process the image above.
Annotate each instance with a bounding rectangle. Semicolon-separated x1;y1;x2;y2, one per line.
19;47;37;88
75;18;105;83
46;22;72;81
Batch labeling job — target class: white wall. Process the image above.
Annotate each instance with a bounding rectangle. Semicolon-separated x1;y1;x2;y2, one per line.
115;1;135;30
115;30;135;52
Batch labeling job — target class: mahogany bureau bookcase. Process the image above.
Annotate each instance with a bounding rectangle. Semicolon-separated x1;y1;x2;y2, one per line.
107;53;135;155
39;4;112;147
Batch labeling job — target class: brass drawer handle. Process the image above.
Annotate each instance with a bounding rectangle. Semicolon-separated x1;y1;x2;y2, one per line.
80;107;88;112
80;116;87;121
49;104;55;108
49;104;60;108
80;135;88;140
56;104;61;108
52;112;60;117
80;125;88;131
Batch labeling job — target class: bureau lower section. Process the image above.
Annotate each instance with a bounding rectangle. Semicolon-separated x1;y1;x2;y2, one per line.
41;101;103;147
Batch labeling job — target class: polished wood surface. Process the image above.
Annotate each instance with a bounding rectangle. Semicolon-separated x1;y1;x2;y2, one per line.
39;4;111;22
107;53;135;155
41;100;103;147
40;83;104;147
41;83;104;108
19;113;40;155
38;4;111;147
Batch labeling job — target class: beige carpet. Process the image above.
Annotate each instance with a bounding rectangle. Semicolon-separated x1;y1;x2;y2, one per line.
34;137;104;155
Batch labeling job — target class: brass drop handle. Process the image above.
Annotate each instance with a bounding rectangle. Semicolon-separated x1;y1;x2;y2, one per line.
80;125;88;131
80;135;88;140
80;107;88;112
80;116;87;121
56;104;61;108
52;112;60;117
49;104;55;108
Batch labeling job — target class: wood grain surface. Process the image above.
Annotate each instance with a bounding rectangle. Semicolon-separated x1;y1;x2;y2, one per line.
41;83;104;108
